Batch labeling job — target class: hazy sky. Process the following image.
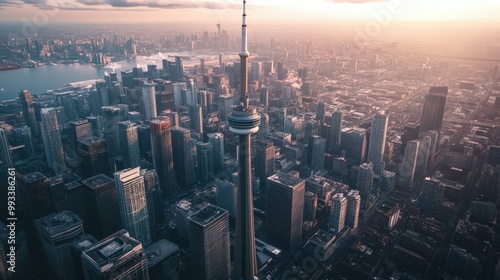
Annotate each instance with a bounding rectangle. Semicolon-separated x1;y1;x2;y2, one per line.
1;0;499;25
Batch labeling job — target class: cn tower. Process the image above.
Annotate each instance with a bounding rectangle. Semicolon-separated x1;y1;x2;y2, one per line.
228;1;260;279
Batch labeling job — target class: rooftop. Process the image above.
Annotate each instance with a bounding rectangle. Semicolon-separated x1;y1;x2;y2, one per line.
188;204;227;227
145;239;179;267
268;172;305;188
82;230;143;272
20;171;47;184
81;174;114;190
35;211;82;236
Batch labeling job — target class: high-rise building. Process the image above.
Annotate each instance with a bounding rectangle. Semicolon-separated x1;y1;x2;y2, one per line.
260;88;269;110
69;119;92;146
87;116;102;137
18;172;54;224
340;127;367;165
81;174;122;239
415;135;431;179
329;108;342;152
398;140;419;189
420;86;448;140
307;135;326;172
207;133;224;174
145;240;180;280
102;106;121;156
303;191;317;221
357;162;374;197
114;167;152;247
316;101;326;126
81;229;149;280
420;178;445;210
70;234;97;280
259;113;270;137
141;169;161;229
189;103;203;134
486;145;500;167
35;211;84;280
142;82;157;120
40;108;67;174
0;128;13;168
77;136;110;178
188;204;230;280
175;56;184;81
150;118;176;196
13;126;35;158
218;94;233;121
419;130;438;167
255;139;275;190
215;179;237;218
445;245;479;280
367;113;388;175
171;127;196;189
266;173;305;250
346;190;361;229
118;121;141;168
19;89;40;137
196;141;213;182
329;193;347;233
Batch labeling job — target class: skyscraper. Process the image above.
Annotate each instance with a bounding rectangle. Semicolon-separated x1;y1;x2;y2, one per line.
189;103;203;134
196;141;213;182
150;118;176;197
102;106;121;156
346;190;361;230
142;82;157;120
266;173;305;250
188;204;230;280
357;162;374;197
420;86;448;140
81;230;149;280
13;125;35;158
329;193;347;233
340;127;367;165
0;128;13;168
114;167;152;247
141;169;161;229
118;121;141;168
171;127;196;189
303;191;317;221
77;136;110;178
255;139;275;190
227;2;261;277
329;108;342;152
216;179;237;218
419;130;438;167
415;135;431;179
35;211;84;280
307;135;326;172
398;140;420;189
367;113;388;175
207;133;225;174
81;174;122;239
316;101;326;126
420;178;445;210
145;239;180;280
40;108;67;174
218;94;233;121
19;89;40;137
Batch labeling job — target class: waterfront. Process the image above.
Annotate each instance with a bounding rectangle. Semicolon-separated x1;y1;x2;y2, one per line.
0;52;236;101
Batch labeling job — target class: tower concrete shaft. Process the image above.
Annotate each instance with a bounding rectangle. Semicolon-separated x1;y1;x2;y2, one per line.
229;1;259;279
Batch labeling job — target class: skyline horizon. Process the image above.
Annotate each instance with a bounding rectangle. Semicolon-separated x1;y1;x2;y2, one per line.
1;0;500;24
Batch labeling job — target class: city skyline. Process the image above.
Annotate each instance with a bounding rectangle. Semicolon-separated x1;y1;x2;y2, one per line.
1;0;500;279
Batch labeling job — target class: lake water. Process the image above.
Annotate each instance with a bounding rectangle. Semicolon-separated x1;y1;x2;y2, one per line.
0;52;237;101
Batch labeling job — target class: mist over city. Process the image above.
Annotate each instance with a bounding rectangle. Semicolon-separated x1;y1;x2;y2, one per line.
0;0;500;280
